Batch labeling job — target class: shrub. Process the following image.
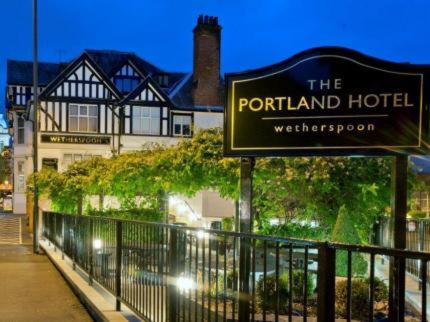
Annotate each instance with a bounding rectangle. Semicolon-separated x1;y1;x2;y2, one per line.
210;270;236;299
408;210;427;219
256;270;315;313
86;207;163;222
335;277;388;320
221;217;234;231
332;205;368;276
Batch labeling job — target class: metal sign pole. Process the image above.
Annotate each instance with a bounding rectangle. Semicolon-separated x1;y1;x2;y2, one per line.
238;157;254;322
389;155;407;322
32;0;40;253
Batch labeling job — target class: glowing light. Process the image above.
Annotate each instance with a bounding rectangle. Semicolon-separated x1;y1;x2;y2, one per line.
169;196;181;206
196;230;205;239
177;276;194;292
93;239;102;250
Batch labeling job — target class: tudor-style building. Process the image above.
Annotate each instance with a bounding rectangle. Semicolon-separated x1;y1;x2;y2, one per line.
6;15;233;222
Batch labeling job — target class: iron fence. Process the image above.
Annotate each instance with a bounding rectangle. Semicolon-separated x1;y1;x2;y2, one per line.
43;212;430;322
375;217;430;288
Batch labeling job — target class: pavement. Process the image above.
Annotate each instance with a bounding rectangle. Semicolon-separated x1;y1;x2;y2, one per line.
375;255;430;321
0;216;93;322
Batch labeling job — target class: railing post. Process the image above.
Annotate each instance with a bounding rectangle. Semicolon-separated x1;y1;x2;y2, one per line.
72;216;77;270
61;214;65;260
168;227;178;322
317;242;336;322
53;213;56;252
419;220;424;290
389;155;407;322
89;217;93;286
115;221;123;311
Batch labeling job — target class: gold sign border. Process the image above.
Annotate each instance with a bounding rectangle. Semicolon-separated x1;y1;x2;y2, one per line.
230;55;424;151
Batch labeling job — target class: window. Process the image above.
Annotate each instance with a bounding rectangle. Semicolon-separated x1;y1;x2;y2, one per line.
69;104;98;132
17;161;25;192
42;158;58;171
132;106;160;135
114;77;140;93
64;154;73;168
17;116;25;144
64;153;97;169
173;115;192;137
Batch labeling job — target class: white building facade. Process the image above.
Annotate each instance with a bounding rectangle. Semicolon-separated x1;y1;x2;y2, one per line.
6;15;233;224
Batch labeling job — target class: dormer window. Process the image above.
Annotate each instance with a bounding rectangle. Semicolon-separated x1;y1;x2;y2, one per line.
156;75;169;87
113;76;140;93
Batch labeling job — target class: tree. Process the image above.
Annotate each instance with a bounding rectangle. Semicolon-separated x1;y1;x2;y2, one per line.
331;205;368;276
32;128;418;245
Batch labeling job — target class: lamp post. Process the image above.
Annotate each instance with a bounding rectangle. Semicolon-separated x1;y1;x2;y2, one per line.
32;0;40;253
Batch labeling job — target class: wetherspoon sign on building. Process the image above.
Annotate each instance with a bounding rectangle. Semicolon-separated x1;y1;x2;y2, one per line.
224;47;430;156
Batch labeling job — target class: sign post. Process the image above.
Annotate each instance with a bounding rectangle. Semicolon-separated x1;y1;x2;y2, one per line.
238;157;254;321
224;47;430;322
389;155;408;322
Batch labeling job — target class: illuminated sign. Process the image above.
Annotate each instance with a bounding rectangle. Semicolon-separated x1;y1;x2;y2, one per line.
224;47;430;156
41;134;111;145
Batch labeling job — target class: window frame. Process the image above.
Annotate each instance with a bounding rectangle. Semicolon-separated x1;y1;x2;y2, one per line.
172;113;192;137
132;106;161;135
17;115;25;144
68;104;98;133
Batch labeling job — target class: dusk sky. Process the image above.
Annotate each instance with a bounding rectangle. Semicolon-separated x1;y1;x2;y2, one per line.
1;0;429;113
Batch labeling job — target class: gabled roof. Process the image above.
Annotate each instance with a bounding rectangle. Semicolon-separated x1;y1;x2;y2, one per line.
6;49;224;111
7;60;65;86
120;75;174;106
39;52;122;99
85;49;162;77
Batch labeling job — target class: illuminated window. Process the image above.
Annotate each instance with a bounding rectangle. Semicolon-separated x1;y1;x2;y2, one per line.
173;115;192;137
69;104;98;132
132;106;160;135
17;116;25;144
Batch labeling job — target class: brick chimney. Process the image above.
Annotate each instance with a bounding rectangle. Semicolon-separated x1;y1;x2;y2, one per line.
192;15;221;106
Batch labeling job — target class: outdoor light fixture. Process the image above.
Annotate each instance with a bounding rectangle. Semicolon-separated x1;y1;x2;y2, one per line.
177;276;194;293
169;195;201;222
93;239;102;250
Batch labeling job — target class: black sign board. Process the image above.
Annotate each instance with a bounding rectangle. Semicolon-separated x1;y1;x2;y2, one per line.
224;47;430;156
41;134;111;145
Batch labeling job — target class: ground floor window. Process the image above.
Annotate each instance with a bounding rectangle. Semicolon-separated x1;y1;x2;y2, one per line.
173;114;192;137
64;153;102;168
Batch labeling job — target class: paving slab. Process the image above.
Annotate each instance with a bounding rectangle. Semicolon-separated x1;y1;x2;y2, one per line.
0;243;93;322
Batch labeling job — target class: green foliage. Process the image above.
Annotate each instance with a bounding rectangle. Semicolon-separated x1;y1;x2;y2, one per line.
262;222;328;241
256;271;315;312
408;210;427;219
32;128;419;246
209;270;236;299
335;277;388;320
332;205;368;276
86;207;163;222
221;217;234;231
0;148;11;183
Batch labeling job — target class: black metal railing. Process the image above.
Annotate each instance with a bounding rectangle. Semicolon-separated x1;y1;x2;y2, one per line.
375;217;430;289
43;212;430;322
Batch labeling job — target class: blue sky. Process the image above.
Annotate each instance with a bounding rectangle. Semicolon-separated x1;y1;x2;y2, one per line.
1;0;429;113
